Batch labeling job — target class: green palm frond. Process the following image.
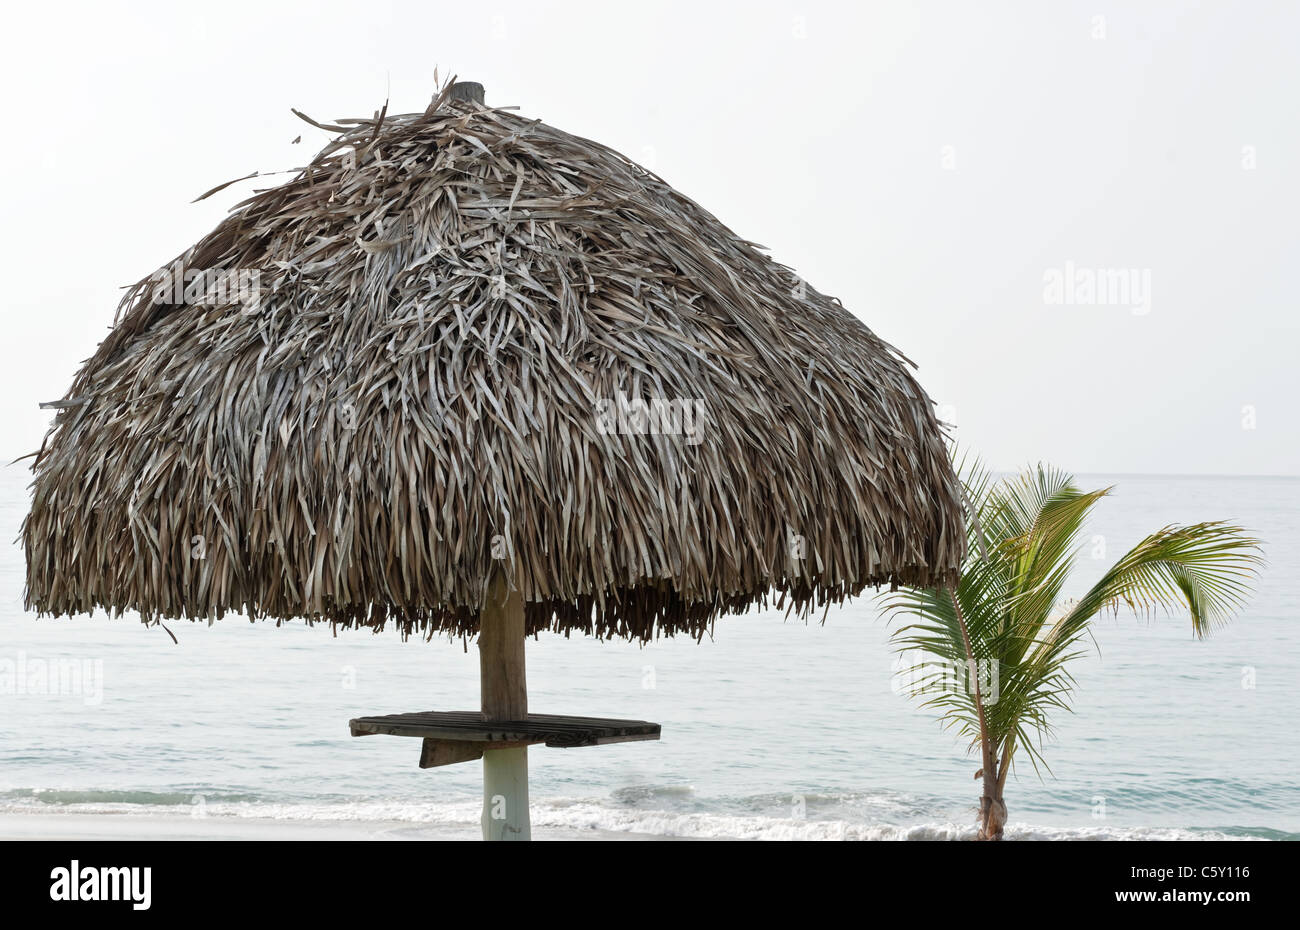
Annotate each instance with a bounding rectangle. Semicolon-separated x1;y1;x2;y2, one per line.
1056;522;1264;640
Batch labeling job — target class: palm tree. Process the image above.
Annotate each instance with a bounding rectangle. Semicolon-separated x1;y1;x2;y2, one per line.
882;461;1263;840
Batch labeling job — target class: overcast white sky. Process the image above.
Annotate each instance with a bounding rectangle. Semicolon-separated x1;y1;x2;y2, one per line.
1;1;1295;475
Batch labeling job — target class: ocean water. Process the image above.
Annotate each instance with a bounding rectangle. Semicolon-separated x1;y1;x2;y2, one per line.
1;466;1296;840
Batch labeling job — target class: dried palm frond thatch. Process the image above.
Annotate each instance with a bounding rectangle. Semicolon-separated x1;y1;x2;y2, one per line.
23;80;964;642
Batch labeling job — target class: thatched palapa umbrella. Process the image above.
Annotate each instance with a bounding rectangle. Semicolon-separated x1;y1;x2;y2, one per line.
24;79;965;840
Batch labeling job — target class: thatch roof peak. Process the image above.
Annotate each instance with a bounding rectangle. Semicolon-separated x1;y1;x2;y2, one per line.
24;80;964;641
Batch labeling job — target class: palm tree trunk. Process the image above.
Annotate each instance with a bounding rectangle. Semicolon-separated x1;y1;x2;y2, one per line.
949;587;1006;840
979;768;1006;840
982;741;1011;840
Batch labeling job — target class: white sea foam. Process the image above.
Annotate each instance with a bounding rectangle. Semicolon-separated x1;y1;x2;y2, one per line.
527;801;1260;841
0;793;1263;840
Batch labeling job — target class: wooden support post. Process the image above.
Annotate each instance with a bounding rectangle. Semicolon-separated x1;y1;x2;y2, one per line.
448;81;485;105
478;572;530;841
